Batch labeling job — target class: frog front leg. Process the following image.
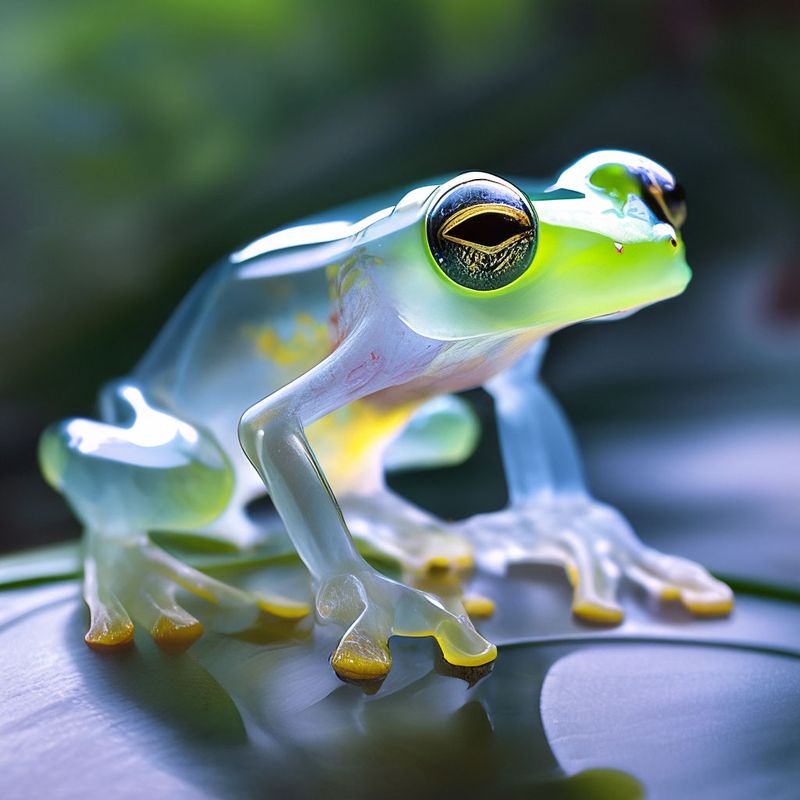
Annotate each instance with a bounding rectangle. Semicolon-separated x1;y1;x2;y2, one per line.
238;325;496;682
330;394;480;575
459;342;733;623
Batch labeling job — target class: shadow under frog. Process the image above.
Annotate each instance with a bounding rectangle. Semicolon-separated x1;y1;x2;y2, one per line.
65;598;641;800
57;551;750;799
44;565;800;800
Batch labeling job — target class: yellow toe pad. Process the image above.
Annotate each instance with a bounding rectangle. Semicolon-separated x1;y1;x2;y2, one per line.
85;621;135;651
331;631;392;682
463;594;496;619
683;597;735;617
152;617;204;654
573;602;624;625
256;596;311;620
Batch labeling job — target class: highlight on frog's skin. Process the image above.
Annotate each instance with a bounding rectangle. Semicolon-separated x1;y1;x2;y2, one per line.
426;177;538;291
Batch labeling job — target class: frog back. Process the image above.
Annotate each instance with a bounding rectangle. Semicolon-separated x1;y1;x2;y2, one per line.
131;258;327;434
128;191;402;437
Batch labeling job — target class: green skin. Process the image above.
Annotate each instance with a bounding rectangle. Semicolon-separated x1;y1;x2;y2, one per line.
40;150;732;681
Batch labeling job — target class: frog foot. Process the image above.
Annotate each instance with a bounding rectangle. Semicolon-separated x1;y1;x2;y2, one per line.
459;495;733;624
341;491;474;575
316;568;496;682
83;532;310;653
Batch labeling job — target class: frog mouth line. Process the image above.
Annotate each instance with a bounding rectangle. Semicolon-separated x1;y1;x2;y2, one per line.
589;305;645;322
439;203;532;255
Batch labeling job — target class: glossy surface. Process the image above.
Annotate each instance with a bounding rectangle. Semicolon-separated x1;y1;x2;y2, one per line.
0;567;798;800
38;151;731;681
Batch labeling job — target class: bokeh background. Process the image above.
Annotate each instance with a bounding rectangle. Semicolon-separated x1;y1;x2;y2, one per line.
2;0;798;589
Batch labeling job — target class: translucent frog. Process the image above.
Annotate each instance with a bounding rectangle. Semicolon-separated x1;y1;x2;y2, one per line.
39;150;733;681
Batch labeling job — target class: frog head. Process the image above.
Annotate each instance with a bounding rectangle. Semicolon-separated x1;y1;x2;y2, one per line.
368;150;690;341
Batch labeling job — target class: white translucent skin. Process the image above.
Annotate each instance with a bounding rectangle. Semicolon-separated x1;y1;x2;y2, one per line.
39;151;732;677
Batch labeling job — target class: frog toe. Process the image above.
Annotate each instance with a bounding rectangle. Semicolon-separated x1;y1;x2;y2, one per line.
319;574;393;682
83;562;135;651
392;581;496;669
628;551;734;617
461;593;496;619
83;533;310;653
417;533;474;576
331;619;393;682
151;618;204;654
342;492;474;576
109;572;203;654
134;539;310;621
560;534;625;625
426;615;497;669
318;570;496;684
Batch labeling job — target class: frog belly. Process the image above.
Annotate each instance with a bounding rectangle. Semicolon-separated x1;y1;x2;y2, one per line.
307;400;421;495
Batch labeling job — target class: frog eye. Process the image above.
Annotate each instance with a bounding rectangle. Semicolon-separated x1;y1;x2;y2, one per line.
642;178;687;230
590;163;687;229
426;178;538;291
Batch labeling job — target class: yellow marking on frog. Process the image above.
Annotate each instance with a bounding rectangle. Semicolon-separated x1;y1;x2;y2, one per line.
246;312;330;368
566;564;624;623
256;594;311;620
425;555;452;572
572;602;624;625
423;551;475;574
682;596;734;617
333;630;497;677
339;266;362;296
454;553;474;570
463;594;496;619
84;619;135;651
151;616;204;654
331;630;392;681
660;586;733;616
398;630;498;668
308;399;421;493
175;582;216;605
565;563;579;587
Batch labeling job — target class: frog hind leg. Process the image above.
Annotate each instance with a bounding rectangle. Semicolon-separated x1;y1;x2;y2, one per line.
324;395;481;575
457;343;733;623
39;384;310;652
383;394;481;473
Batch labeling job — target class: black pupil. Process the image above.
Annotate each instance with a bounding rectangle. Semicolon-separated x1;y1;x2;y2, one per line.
426;177;538;291
638;173;686;226
446;212;526;248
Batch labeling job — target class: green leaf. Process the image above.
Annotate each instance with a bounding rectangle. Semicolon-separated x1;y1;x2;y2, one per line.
0;535;403;590
0;541;81;589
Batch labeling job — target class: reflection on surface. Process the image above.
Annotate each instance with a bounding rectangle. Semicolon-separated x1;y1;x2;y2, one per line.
2;575;800;799
542;643;800;800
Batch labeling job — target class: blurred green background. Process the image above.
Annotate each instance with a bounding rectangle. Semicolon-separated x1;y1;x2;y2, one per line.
2;0;798;558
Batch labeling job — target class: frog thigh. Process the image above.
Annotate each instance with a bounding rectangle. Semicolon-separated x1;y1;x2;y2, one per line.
39;384;308;651
305;395;478;572
40;383;234;533
383;394;480;473
307;394;479;494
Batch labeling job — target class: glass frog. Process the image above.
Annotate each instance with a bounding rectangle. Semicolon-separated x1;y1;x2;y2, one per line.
39;150;733;681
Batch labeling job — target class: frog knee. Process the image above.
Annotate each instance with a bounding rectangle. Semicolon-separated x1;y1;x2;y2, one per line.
39;415;233;531
237;400;288;466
